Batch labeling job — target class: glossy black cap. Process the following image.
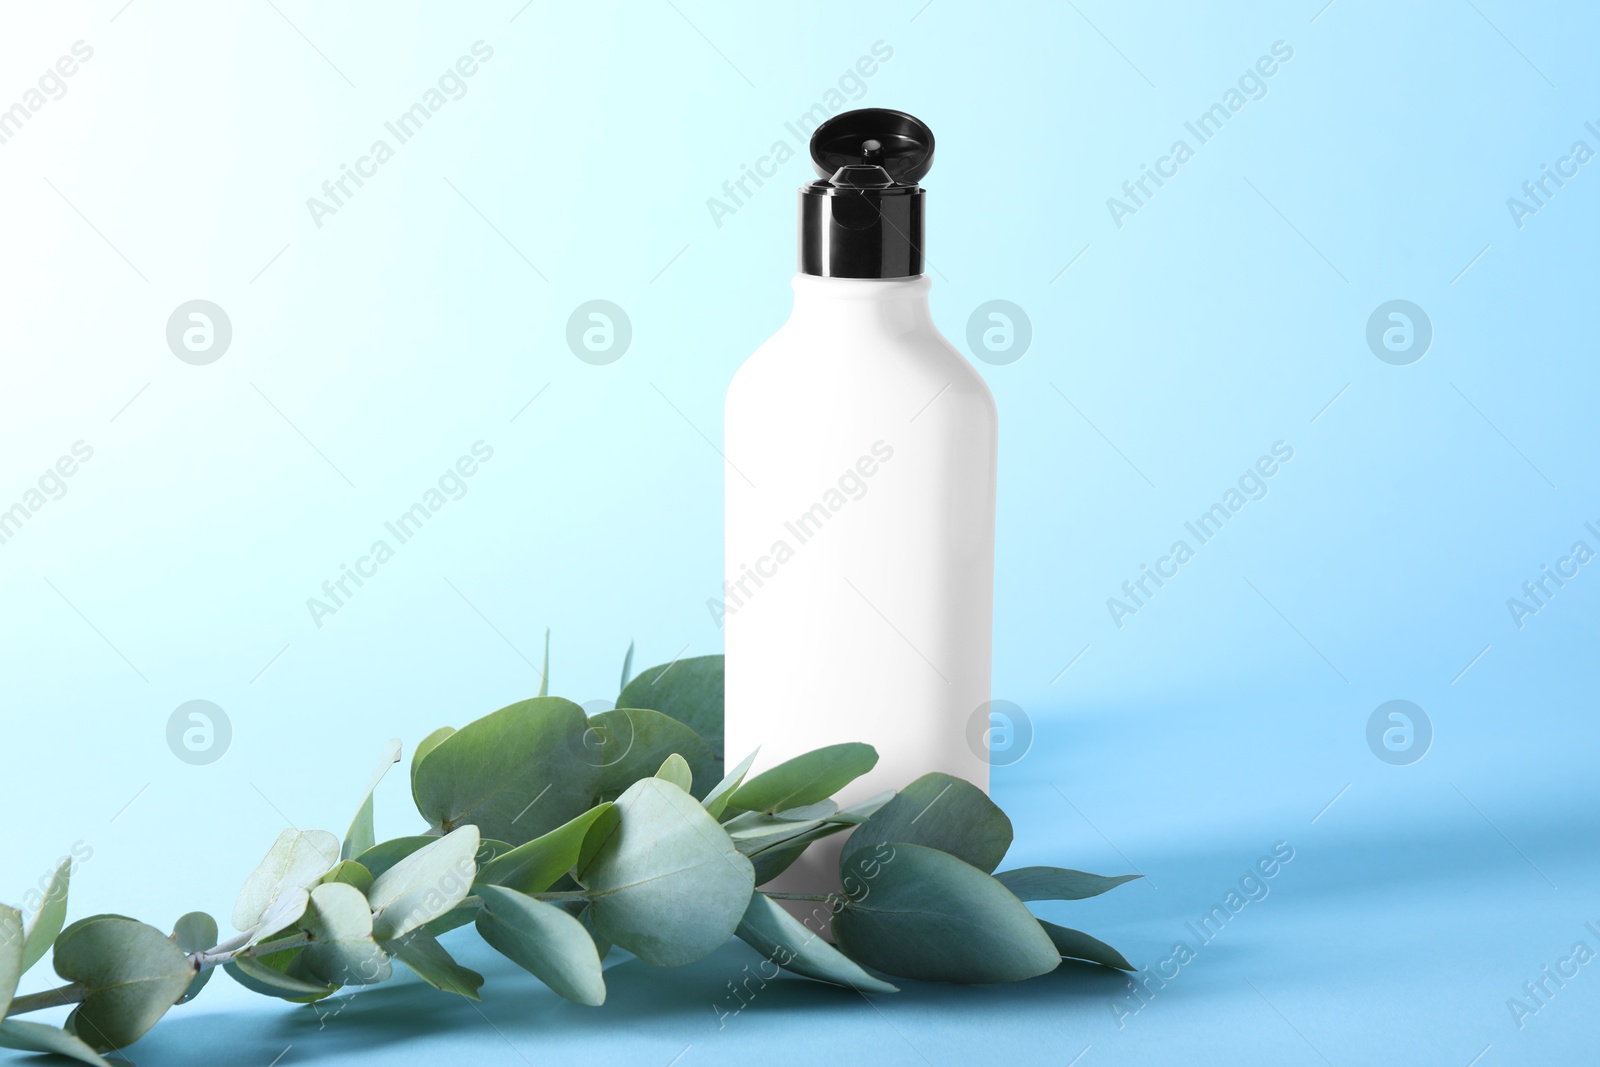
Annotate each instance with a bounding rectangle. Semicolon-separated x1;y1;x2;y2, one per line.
799;109;934;278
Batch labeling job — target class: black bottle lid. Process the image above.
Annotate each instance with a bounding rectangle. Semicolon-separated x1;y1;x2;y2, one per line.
799;108;934;279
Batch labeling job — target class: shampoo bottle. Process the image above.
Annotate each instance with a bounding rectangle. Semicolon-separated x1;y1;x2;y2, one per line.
724;109;998;894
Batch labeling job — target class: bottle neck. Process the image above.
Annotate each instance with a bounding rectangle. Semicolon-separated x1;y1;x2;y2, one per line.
786;274;933;334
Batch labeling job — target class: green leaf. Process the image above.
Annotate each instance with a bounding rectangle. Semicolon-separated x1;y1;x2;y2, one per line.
232;829;341;932
703;749;758;820
747;826;851;884
225;954;335;1001
737;893;897;993
0;906;22;1019
412;697;599;844
474;885;606;1006
246;887;310;947
832;844;1061;984
170;912;218;1003
618;641;635;695
354;837;433;880
0;1020;111;1066
411;726;456;795
728;744;878;815
538;628;551;698
369;826;480;942
21;859;71;974
320;860;375;895
343;738;402;861
577;905;611;962
52;915;197;1052
476;804;616;895
844;772;1011;874
655;753;693;792
577;778;755;967
298;883;391;987
588;708;719;801
616;654;725;759
994;867;1141;902
386;928;483;999
1038;921;1134;970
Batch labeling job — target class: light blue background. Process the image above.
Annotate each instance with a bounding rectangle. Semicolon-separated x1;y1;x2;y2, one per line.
2;1;1596;1064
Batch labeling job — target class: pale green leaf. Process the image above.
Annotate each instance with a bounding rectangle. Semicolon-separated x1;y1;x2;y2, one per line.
475;885;605;1006
412;697;599;844
0;907;22;1020
703;749;759;821
232;829;340;932
246;887;309;947
343;738;402;861
21;859;70;974
728;744;878;815
737;893;896;993
577;778;754;967
224;954;335;1001
52;915;196;1052
170;912;218;1003
994;867;1141;902
616;654;724;759
655;753;693;792
588;708;719;800
320;860;375;895
1038;921;1134;970
0;1020;111;1066
833;844;1060;984
618;641;634;695
845;772;1010;874
369;826;480;942
298;883;391;987
476;804;616;895
386;928;483;999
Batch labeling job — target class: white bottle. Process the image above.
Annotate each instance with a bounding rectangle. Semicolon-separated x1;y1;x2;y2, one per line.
723;110;998;894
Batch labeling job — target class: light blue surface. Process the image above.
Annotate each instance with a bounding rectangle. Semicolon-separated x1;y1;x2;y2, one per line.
2;1;1597;1064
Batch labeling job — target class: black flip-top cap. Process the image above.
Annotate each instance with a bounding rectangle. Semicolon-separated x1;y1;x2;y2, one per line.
799;108;934;278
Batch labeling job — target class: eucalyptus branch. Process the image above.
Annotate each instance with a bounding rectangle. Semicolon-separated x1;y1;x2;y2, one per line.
4;983;86;1017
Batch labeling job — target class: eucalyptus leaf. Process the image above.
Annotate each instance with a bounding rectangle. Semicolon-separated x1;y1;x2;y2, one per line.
475;885;605;1006
247;887;310;947
618;641;635;695
588;708;719;800
410;726;456;794
616;654;725;759
0;1020;111;1066
655;753;693;792
343;739;402;861
1038;921;1134;971
728;743;878;815
994;867;1141;902
736;893;897;993
299;883;391;987
832;844;1061;984
577;905;611;962
21;859;70;974
386;928;483;999
476;804;616;895
170;912;218;1003
52;915;197;1052
748;824;852;883
412;697;598;844
703;749;758;821
0;907;22;1020
320;860;375;895
577;778;754;967
354;837;433;880
538;629;551;697
225;954;335;1001
844;772;1010;874
232;829;341;932
369;826;480;942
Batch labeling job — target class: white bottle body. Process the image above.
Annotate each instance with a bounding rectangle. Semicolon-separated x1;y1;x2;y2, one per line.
724;273;997;859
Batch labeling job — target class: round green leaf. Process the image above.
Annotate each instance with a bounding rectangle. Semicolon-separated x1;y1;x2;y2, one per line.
577;778;754;967
320;860;375;895
474;885;605;1006
588;708;719;800
299;883;391;987
476;803;616;895
369;826;480;942
354;836;434;880
656;753;693;792
833;844;1060;984
737;893;897;993
412;698;599;844
410;726;456;793
232;829;340;933
844;772;1011;874
52;915;197;1052
170;912;218;1003
617;654;724;759
728;744;878;815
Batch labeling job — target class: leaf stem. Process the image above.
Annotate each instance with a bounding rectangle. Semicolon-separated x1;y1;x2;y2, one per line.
4;983;86;1017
